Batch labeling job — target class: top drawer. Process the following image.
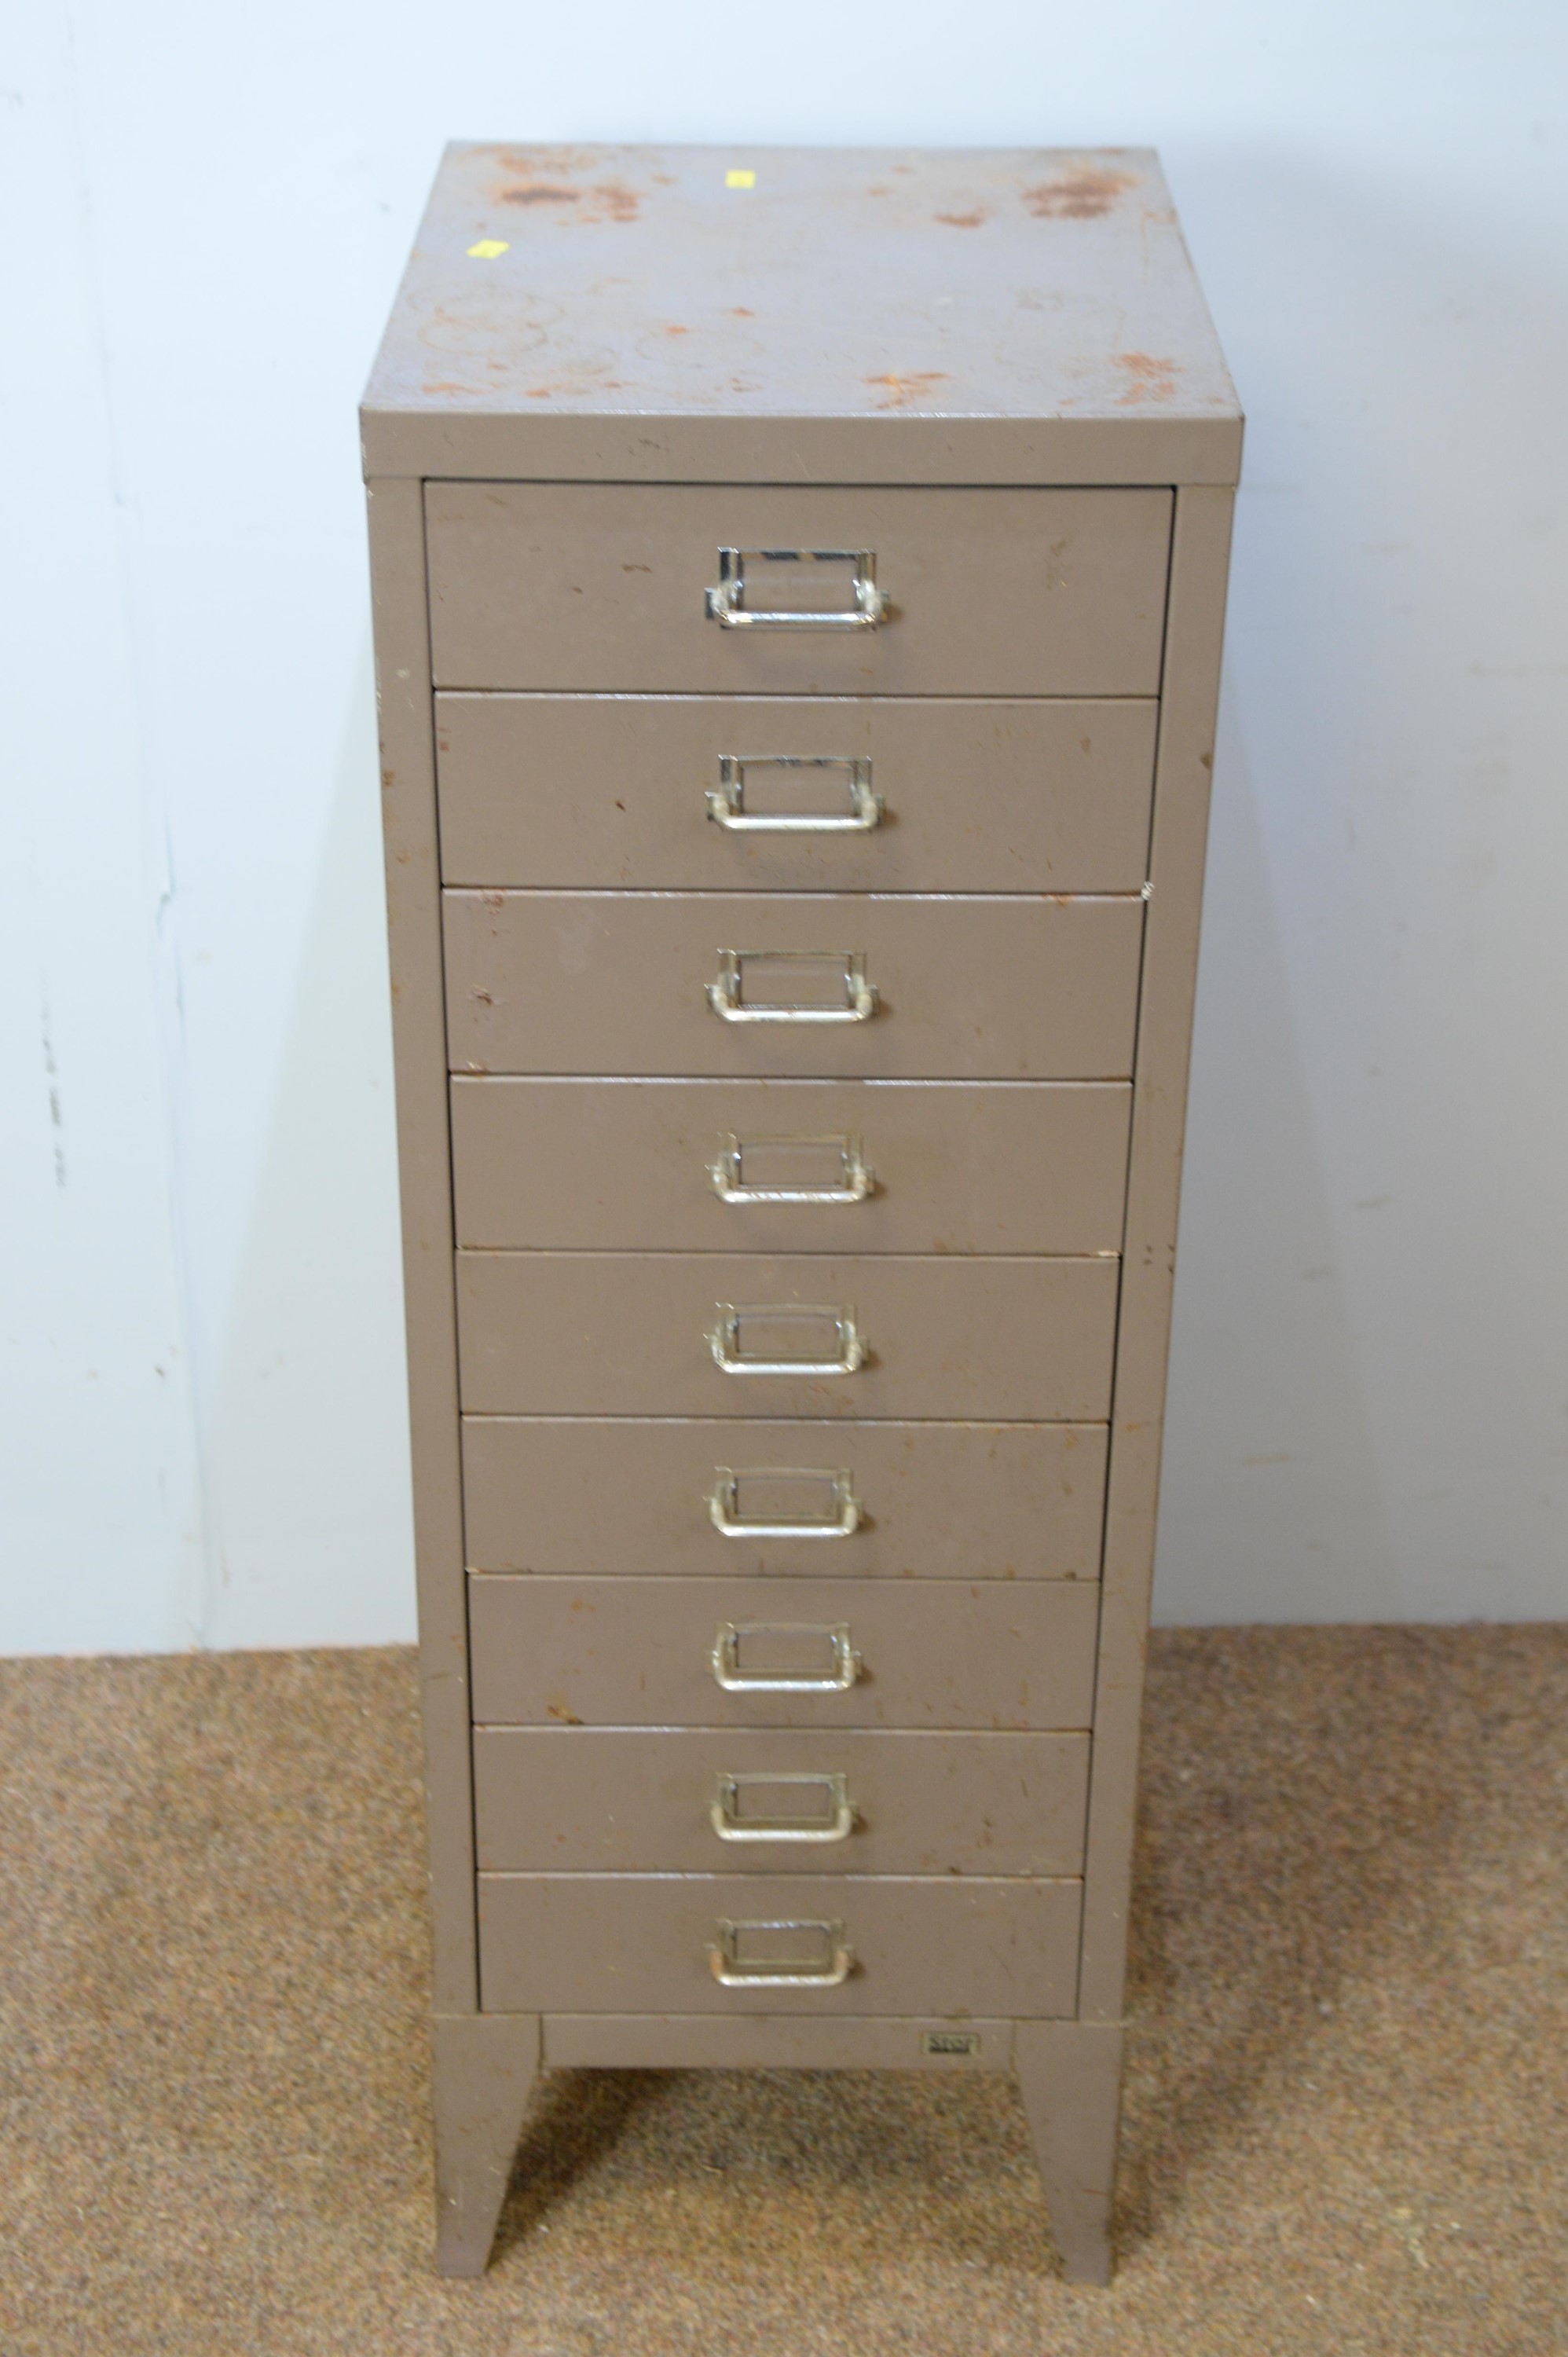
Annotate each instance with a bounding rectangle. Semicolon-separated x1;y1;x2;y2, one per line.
425;484;1173;697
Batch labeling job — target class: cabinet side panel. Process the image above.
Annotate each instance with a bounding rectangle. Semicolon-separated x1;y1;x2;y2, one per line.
366;475;477;2014
1077;484;1235;2023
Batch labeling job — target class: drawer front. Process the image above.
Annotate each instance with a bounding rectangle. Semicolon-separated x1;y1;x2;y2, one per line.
461;1417;1107;1580
478;1873;1082;2016
435;695;1157;893
474;1728;1090;1876
445;893;1143;1080
426;483;1172;696
467;1576;1100;1730
456;1252;1117;1420
451;1077;1130;1256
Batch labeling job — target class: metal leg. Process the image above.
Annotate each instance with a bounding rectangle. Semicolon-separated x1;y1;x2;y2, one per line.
430;2012;542;2276
1013;2020;1123;2286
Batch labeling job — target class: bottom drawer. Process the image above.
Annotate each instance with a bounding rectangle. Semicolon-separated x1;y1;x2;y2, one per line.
473;1728;1091;1875
478;1874;1082;2015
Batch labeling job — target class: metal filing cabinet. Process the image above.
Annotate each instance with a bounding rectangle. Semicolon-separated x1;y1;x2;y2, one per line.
362;142;1240;2286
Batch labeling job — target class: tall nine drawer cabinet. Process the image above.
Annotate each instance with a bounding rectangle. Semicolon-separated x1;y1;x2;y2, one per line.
363;143;1240;2286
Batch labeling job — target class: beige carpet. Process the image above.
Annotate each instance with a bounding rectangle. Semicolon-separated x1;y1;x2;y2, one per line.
2;1626;1565;2354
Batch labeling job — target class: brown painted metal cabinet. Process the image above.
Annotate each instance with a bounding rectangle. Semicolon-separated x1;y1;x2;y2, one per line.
363;141;1239;2286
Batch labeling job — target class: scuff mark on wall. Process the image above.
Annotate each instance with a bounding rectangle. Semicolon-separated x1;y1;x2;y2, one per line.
38;992;66;1190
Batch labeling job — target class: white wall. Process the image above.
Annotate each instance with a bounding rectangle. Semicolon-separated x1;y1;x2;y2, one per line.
5;0;1565;1652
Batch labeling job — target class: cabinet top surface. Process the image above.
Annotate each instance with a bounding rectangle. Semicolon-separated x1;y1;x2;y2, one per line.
362;144;1239;484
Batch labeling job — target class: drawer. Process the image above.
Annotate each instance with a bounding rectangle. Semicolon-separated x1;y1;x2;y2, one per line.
451;1078;1130;1256
445;892;1143;1080
456;1252;1117;1420
461;1417;1107;1580
467;1575;1100;1729
425;483;1172;696
473;1729;1091;1876
478;1872;1082;2016
434;695;1157;893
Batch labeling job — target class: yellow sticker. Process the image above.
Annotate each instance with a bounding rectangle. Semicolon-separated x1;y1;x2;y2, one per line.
725;170;756;190
466;238;510;259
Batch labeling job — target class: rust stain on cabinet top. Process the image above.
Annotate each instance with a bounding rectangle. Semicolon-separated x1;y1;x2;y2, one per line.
1021;164;1141;219
363;143;1240;482
1115;351;1184;405
493;177;643;225
863;370;952;409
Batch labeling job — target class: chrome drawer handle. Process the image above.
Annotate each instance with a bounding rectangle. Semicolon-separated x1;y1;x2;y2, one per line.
709;1303;865;1378
709;1133;874;1206
706;754;883;834
707;950;877;1024
708;1467;862;1540
712;1621;862;1693
704;547;885;632
711;1772;855;1844
709;1918;854;1988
